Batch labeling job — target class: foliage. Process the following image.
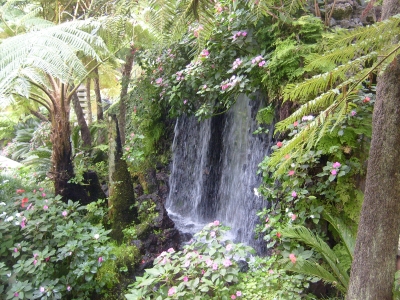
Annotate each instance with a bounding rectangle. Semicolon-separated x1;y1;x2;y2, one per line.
0;174;113;299
268;15;400;173
125;221;255;300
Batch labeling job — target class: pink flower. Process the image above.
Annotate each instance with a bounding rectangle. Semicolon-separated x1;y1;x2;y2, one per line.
183;276;188;282
20;220;26;228
331;169;337;175
167;247;175;253
276;232;282;238
363;97;370;103
212;263;218;270
200;49;209;57
288;170;295;176
259;60;266;67
14;292;19;297
351;110;356;116
39;188;44;191
183;100;188;104
289;253;297;264
223;259;232;267
284;154;290;160
43;205;48;210
269;269;274;274
231;295;237;299
291;191;297;197
98;257;103;263
40;286;45;293
16;189;25;194
34;259;38;265
226;244;233;251
67;286;72;292
62;211;67;217
168;287;176;296
241;31;247;36
210;231;216;237
155;77;163;85
213;220;220;226
293;121;298;127
42;193;46;197
14;248;18;253
184;260;190;267
332;162;341;168
206;259;213;266
277;141;283;148
201;269;205;274
291;214;297;221
236;291;242;296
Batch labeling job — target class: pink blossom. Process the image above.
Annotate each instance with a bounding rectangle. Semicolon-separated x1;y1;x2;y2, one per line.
67;286;72;292
98;257;103;263
213;220;220;226
184;260;190;267
363;97;370;103
293;121;298;127
289;253;297;264
183;276;188;282
259;60;266;67
167;247;175;253
62;211;67;217
288;170;295;176
201;269;205;274
236;291;242;296
40;286;45;293
291;191;297;197
43;205;48;210
351;110;356;116
183;100;188;104
42;193;46;197
332;162;341;168
223;259;232;267
331;169;337;175
276;232;282;238
14;248;18;253
210;231;216;237
39;188;44;191
20;220;25;228
14;293;19;297
269;269;274;274
206;259;213;266
168;287;176;296
241;31;247;36
231;295;237;299
226;244;233;251
291;214;297;221
155;77;163;85
277;141;283;148
200;49;209;58
34;259;38;265
212;263;218;270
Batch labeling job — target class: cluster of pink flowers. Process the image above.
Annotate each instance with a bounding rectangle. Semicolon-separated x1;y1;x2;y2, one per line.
251;55;266;67
221;75;240;90
232;31;247;40
232;58;243;70
289;253;297;264
231;291;242;299
175;71;184;81
331;162;341;175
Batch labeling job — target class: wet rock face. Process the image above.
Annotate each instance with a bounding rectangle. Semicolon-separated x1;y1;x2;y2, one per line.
132;168;181;275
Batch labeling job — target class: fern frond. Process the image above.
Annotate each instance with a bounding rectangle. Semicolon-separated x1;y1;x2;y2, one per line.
281;225;350;291
282;258;347;292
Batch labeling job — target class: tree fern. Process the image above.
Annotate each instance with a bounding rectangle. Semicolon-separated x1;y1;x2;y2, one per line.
267;15;400;174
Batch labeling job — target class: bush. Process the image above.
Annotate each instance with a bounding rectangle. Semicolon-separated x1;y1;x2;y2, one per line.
0;182;112;299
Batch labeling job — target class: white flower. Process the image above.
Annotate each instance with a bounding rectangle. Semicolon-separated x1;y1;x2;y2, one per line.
94;234;100;240
285;208;289;213
5;216;14;222
14;221;20;226
310;215;315;219
15;213;21;217
288;212;293;217
0;202;6;206
254;188;260;197
7;273;11;278
0;212;6;217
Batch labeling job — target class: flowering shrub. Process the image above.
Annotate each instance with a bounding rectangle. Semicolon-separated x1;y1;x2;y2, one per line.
125;221;254;300
0;184;112;299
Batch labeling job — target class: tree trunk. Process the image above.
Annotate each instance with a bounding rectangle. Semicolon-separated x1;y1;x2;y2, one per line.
346;1;400;298
86;78;92;126
71;90;92;148
118;46;135;146
94;67;103;122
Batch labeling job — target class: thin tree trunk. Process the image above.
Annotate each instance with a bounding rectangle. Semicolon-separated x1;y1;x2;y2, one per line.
86;78;92;126
71;90;92;148
93;67;103;122
346;1;400;298
29;108;49;122
118;46;135;146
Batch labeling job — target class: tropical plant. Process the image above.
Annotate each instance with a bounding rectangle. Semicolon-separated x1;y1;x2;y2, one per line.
279;212;356;294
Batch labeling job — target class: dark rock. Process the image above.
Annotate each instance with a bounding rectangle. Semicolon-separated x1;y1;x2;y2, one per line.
238;260;249;273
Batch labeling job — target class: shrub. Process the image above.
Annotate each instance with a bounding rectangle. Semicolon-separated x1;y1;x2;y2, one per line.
0;184;112;299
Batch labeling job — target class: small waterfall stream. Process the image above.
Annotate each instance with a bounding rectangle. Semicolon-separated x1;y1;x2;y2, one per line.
166;94;274;253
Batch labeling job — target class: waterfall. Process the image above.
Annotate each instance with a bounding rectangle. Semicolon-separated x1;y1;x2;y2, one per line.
166;94;274;254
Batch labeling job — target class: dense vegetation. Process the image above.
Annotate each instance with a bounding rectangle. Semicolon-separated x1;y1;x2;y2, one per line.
1;0;400;299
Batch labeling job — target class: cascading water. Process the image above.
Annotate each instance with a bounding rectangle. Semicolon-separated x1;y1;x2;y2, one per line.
166;94;274;254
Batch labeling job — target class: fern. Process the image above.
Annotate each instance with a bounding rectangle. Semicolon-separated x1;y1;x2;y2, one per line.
267;15;400;174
